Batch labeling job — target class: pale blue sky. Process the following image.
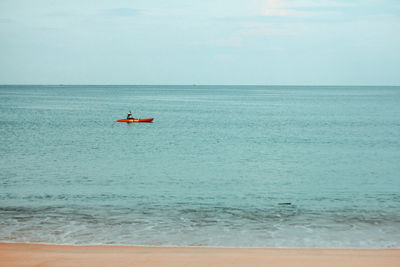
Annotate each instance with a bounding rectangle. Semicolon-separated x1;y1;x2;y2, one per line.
1;0;399;85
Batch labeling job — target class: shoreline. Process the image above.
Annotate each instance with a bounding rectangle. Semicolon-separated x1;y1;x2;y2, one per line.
0;241;397;249
1;243;399;267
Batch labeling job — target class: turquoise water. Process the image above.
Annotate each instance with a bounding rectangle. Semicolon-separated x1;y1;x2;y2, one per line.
1;85;399;248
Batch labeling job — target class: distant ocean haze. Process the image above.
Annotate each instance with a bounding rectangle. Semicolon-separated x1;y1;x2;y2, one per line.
0;85;399;248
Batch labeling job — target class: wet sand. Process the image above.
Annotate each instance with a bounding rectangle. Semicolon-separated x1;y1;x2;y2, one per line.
0;243;399;267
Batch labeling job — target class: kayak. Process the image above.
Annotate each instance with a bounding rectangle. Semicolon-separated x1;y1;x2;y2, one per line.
117;118;154;123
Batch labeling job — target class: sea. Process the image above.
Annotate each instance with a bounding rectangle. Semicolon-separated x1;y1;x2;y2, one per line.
0;85;399;248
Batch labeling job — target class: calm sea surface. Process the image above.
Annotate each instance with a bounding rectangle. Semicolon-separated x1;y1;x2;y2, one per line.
0;85;399;248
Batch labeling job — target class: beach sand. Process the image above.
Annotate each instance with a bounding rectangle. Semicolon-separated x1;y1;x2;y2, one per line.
1;243;399;267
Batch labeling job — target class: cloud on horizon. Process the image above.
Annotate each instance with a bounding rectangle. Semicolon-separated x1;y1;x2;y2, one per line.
260;0;354;18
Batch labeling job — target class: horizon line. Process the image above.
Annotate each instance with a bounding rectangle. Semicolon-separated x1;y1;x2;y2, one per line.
1;84;399;87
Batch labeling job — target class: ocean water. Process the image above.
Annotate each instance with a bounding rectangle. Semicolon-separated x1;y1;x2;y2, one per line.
0;85;399;248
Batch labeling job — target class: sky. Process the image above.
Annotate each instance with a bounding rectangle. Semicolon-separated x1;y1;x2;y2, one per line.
0;0;399;85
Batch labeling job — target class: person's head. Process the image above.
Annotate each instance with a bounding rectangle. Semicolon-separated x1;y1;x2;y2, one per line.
128;113;131;115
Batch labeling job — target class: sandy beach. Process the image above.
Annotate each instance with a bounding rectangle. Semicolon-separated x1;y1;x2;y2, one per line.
0;243;399;267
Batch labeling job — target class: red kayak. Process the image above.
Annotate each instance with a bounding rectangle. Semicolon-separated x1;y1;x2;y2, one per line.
117;118;154;123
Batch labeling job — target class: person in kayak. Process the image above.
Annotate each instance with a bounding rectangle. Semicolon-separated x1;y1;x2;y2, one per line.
127;112;134;120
